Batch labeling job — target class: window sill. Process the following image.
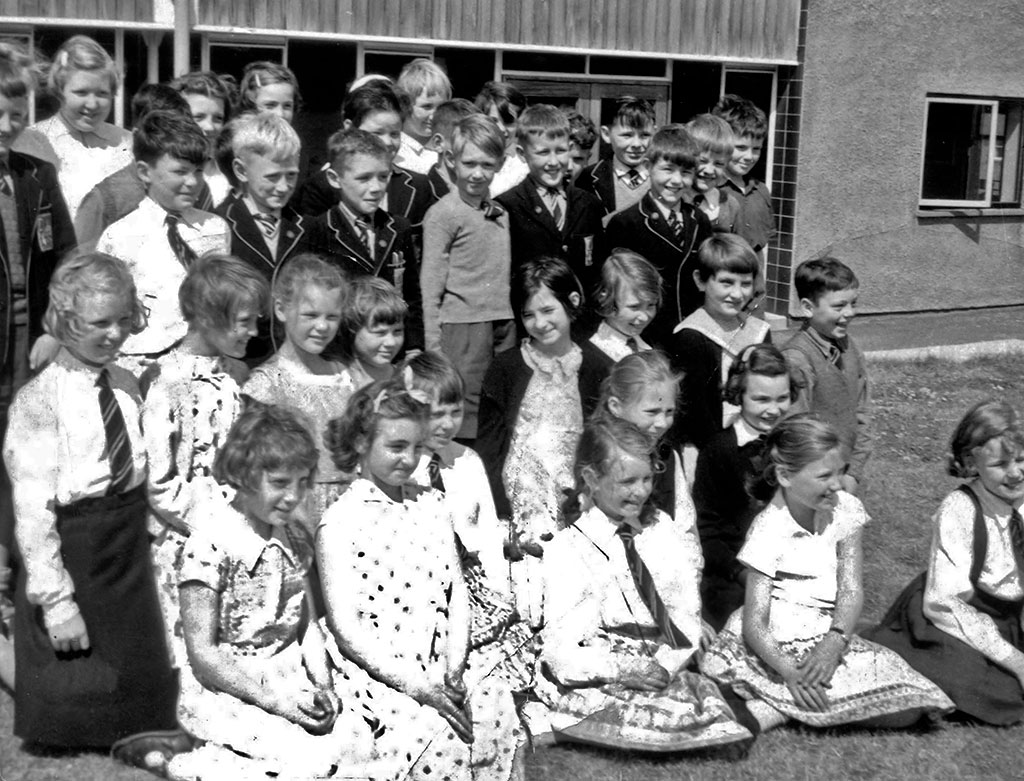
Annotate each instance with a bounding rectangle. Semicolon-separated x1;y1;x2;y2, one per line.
917;207;1024;220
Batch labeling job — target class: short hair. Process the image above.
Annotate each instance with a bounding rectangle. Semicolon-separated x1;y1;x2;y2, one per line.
214;112;253;190
713;94;768;142
231;111;301;163
133;109;208;167
325;378;430;473
604;96;655;131
214;402;319;491
0;41;42;101
178;252;269;328
793;257;859;303
171;71;237;123
130;83;190;125
722;343;800;406
514;104;569;147
473;81;527;126
567;111;598;151
596;350;678;415
44;252;147;344
342;81;406;126
450;114;505;162
402;351;464;406
396;57;452;101
512;257;585;325
696;233;761;281
592;249;662;317
948;400;1024;479
645;124;699;169
337;275;407;361
326;126;391;172
432;98;478;146
273;253;346;310
749;413;841;502
685;113;734;159
48;35;119;96
238;61;302;115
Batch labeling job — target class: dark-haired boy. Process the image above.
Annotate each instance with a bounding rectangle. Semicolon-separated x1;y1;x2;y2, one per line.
423;98;479;199
566;111;597;184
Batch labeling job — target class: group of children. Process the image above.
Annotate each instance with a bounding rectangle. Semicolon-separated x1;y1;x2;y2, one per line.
1;30;1024;781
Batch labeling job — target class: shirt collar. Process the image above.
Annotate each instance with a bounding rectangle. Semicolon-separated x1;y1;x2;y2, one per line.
733;416;764;447
243;194;281;221
336;200;374;231
651;197;681;222
612;158;648;181
801;324;847;358
596;320;649;351
234;520;304;573
143;195;197;228
401;132;426;156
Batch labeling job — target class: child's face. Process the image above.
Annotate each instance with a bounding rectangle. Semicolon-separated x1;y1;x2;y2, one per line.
801;286;859;341
426;394;465;451
740;373;792;433
970;439;1024;506
520;134;569;189
693;150;728;193
449;142;501;201
137;153;203;213
60;69;113;133
649;159;695;209
253;82;296;124
67;290;134;367
407;90;445;140
609;380;677;441
356;109;403;158
238;468;312;530
353;320;404;368
584;447;653;524
360;417;426;493
601;121;654;168
184;93;226;141
522;284;575;356
235;151;300;214
777;448;845;515
567;141;591;183
275;284;343;356
695;269;755;324
728;134;763;179
0;93;29;157
606;284;657;339
201;307;259;360
328;152;390;216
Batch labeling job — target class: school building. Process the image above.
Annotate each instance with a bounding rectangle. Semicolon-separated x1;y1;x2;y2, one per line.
1;0;1020;317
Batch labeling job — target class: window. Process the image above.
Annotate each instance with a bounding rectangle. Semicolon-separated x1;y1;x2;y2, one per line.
920;96;1023;209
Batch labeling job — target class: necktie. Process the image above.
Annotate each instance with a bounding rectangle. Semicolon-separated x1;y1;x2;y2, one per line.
829;343;844;372
482;200;503;221
354;215;372;255
252;212;279;239
1010;508;1024;572
666;209;683;240
165;213;198;268
0;160;11;197
627;168;643;189
427;452;446;493
544;188;565;231
626;336;639;353
616;523;691;649
96;369;134;495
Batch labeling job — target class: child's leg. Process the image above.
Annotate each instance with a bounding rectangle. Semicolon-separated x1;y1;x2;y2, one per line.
440;321;500;442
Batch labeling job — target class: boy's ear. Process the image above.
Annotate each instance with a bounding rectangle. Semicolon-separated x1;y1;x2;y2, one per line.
426;133;446;153
325;166;342;191
515;143;526;162
443;149;456;169
692;269;707;292
135;159;153;187
798;296;816;318
599;125;612;145
272;297;287;323
568;291;582;310
580;464;600;495
231;157;249;185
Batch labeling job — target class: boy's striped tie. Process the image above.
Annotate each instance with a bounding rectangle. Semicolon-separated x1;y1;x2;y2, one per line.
616;523;691;649
165;213;198;268
96;368;134;495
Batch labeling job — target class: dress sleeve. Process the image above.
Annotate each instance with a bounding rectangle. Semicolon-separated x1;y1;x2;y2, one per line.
179;530;227;592
737;510;782;578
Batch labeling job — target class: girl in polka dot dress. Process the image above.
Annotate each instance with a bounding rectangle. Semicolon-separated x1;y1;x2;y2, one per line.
318;378;523;781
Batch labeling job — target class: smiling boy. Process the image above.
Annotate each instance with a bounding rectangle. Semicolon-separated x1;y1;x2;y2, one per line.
576;96;655;218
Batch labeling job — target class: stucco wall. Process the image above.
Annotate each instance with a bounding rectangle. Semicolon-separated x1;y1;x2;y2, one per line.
795;0;1024;313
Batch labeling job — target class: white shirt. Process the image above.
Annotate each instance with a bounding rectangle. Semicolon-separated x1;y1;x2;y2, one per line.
588;320;651;363
4;349;148;627
97;197;231;355
488;153;529;198
394;132;437;175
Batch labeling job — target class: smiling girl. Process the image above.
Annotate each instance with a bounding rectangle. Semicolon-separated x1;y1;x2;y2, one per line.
588;249;661;361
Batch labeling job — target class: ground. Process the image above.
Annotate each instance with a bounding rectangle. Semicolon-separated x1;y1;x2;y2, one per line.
3;355;1024;780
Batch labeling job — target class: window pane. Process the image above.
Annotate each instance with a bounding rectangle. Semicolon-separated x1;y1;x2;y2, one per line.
921;101;991;201
995;103;1022;205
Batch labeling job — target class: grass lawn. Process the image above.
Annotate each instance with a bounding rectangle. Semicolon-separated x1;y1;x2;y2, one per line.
4;355;1024;780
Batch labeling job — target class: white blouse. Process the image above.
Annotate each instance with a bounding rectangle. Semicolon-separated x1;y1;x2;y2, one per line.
588;321;651;363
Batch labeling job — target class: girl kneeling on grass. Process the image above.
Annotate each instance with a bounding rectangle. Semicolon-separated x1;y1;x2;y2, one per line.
700;413;954;732
865;400;1024;725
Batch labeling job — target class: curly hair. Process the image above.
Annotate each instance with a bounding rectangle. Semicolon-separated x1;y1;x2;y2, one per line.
214;400;319;490
44;252;147;344
948;400;1024;478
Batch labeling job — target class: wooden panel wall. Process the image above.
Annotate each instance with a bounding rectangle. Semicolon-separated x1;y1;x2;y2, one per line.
196;0;800;62
0;0;152;22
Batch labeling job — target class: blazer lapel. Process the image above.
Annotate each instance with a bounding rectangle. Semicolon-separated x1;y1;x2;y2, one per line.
563;187;590;237
12;153;41;264
224;200;275;271
426;166;450;200
522;185;561;238
328;209;375;273
372;210;398;274
639;195;685;254
388;168;416;220
276;208;305;263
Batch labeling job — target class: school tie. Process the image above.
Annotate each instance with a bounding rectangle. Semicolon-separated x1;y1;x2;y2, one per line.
0;159;11;197
96;368;134;495
626;336;639;353
627;168;643;189
666;209;684;240
828;340;845;372
165;213;198;268
482;200;504;221
616;523;691;649
543;187;565;231
427;452;446;493
354;214;372;255
252;212;279;239
1010;508;1024;572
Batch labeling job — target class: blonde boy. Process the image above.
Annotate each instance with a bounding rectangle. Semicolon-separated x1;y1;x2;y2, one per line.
394;58;453;175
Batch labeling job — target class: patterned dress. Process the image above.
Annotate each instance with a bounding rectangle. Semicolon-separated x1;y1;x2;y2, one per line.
700;492;955;726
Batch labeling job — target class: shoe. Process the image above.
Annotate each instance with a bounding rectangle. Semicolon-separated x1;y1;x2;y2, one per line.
111;728;195;777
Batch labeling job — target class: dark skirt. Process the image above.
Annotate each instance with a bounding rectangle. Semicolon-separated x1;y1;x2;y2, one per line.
14;484;178;747
863;571;1024;726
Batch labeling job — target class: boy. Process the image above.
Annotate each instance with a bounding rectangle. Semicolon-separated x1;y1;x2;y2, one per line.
215;112;306;364
304;128;422;351
421;114;515;441
423;98;478;200
782;257;870;493
670;234;770;449
685;113;740;232
566;110;597;184
394;58;452;175
496;104;605;293
605;124;713;349
712;94;776;254
97;110;230;375
576;96;655;218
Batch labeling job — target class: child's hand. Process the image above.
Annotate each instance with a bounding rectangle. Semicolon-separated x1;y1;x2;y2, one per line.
615;658;671;692
783;668;829;712
49;611;90;653
297;688;339;735
796;633;845;687
699;620;717;652
29;334;60;371
283;686;337;734
409;681;474;744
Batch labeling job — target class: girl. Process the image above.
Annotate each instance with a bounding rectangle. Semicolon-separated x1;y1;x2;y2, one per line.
238;60;301;125
168;403;373;780
245;254;356;522
15;35;132;223
700;414;954;731
538;416;752;752
477;257;608;627
318;379;522;781
3;252;182;765
588;249;661;361
336;274;405;387
865;400;1024;725
473;81;528;197
142;253;267;667
693;343;798;629
172;71;236;207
